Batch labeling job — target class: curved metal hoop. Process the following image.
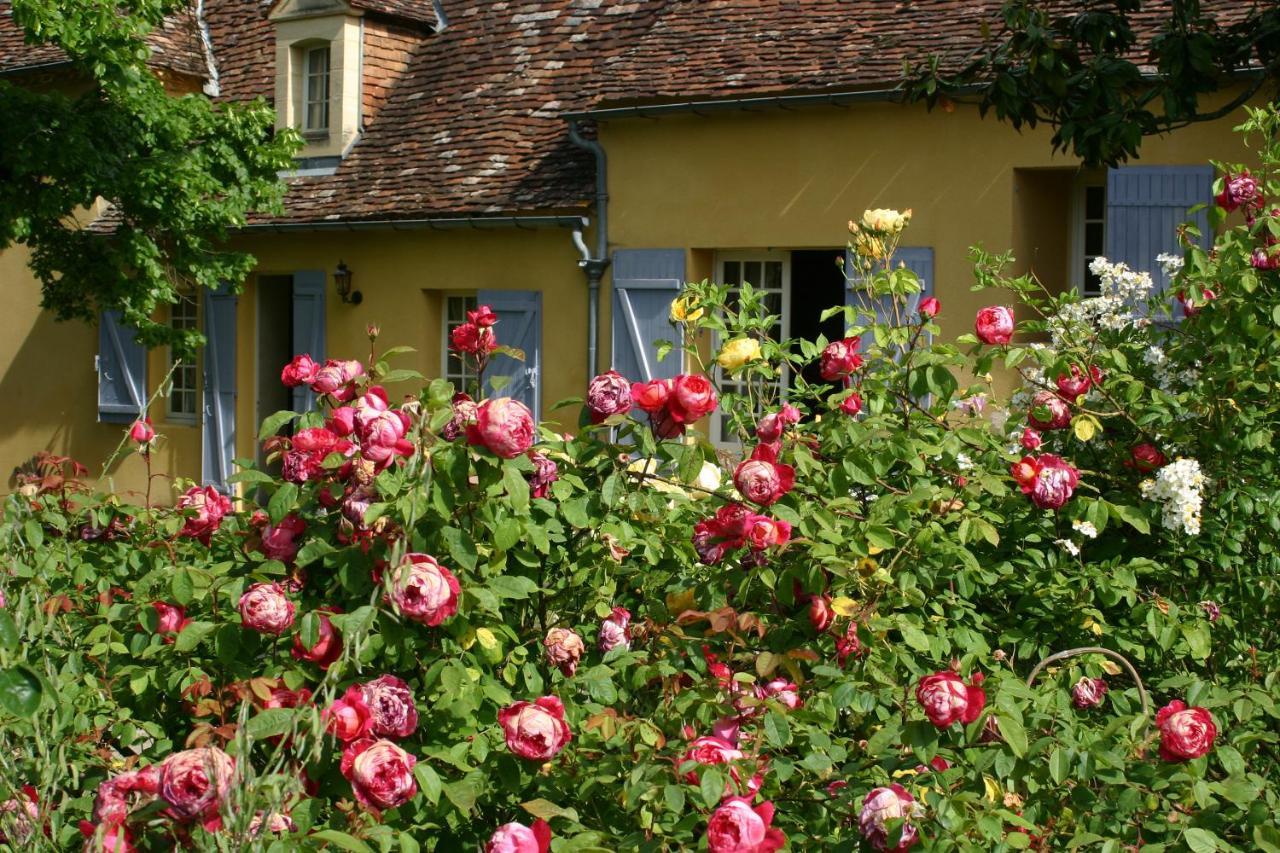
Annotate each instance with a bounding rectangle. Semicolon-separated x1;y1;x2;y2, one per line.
1025;646;1150;719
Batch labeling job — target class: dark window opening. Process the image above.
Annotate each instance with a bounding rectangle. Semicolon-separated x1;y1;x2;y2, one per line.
789;249;847;391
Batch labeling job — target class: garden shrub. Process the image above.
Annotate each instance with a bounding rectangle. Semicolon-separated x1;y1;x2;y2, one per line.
2;107;1280;852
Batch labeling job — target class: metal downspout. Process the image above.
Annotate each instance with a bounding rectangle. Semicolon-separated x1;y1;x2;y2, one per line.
568;120;610;378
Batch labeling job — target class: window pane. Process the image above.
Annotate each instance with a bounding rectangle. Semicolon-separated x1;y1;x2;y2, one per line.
743;262;761;287
723;261;740;286
1085;268;1102;296
1084;222;1104;255
1085;185;1105;220
764;261;782;290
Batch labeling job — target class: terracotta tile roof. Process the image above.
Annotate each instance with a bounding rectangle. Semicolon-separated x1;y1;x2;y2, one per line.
348;0;440;28
0;0;207;78
204;0;275;102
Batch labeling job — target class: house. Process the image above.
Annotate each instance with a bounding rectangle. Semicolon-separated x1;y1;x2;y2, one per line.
0;0;1260;497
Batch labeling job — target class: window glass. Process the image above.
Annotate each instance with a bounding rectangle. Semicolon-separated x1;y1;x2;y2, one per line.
168;295;198;421
1082;185;1106;296
444;294;479;394
713;256;787;445
304;46;330;132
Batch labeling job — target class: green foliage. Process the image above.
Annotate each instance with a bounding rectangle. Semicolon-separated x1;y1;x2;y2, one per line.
0;0;299;352
2;109;1280;851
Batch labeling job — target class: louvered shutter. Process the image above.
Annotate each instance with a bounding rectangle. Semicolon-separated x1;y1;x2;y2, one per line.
477;289;541;418
610;249;684;382
1105;166;1214;312
846;246;934;352
97;311;147;424
202;285;238;490
291;270;327;413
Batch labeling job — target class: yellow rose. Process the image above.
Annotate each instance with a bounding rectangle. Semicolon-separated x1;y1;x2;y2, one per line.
716;337;761;371
861;208;912;234
670;295;704;323
853;230;886;260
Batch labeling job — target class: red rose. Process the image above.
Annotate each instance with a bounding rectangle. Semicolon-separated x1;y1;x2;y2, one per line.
387;553;460;627
1155;700;1217;761
974;306;1014;345
586;371;634;423
859;784;920;851
175;486;232;545
261;515;306;563
839;392;863;416
1028;390;1071;431
158;747;235;822
668;374;718;423
1129;443;1167;472
1215;170;1263;213
450;322;497;356
808;596;834;633
705;796;785;853
361;674;419;739
915;670;986;728
919;296;940;319
80;821;134;852
1176;287;1217;317
544;627;585;677
757;678;801;709
836;622;863;666
340;738;417;812
498;696;572;761
527;450;558;498
1072;676;1107;710
466;397;536;459
129;417;155;445
1055;365;1093;400
325;685;374;742
149;601;190;642
1030;454;1079;510
1020;428;1042;450
677;736;744;785
819;337;865;382
485;820;552;853
744;515;791;551
280;354;319;388
468;304;498;328
630;378;672;414
311;359;365;400
291;611;343;669
238;583;296;635
733;444;795;506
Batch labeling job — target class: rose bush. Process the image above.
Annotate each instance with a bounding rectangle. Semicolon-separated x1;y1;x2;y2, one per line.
1;107;1280;851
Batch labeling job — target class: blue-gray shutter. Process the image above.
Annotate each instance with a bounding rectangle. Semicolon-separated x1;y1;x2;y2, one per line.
845;246;934;352
477;289;541;417
291;270;327;413
97;311;147;424
202;285;237;490
610;248;684;382
1105;166;1214;311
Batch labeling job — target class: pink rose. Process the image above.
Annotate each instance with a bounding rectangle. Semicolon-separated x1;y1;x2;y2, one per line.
311;359;365;399
819;337;864;382
158;747;235;822
859;784;920;851
325;684;374;742
238;582;296;635
544;627;586;677
1020;428;1042;450
1055;365;1094;400
485;819;551;853
80;821;134;852
282;427;347;484
443;393;480;441
0;786;39;844
1200;600;1221;622
129;418;155;445
919;296;940;319
598;606;632;653
387;553;460;627
527;450;559;498
1253;246;1280;271
587;371;634;423
668;374;718;423
839;392;863;416
808;595;834;632
340;738;418;812
291;611;343;669
247;811;296;836
705;796;785;853
630;378;672;414
677;736;747;788
175;486;232;545
915;670;986;728
755;404;800;443
467;397;536;459
261;515;306;562
974;306;1014;345
1030;454;1079;510
757;678;801;709
1176;287;1217;317
92;766;160;826
1072;676;1107;710
1027;390;1071;431
356;393;413;466
836;622;863;666
498;696;572;761
361;675;419;739
280;354;319;388
733;444;795;506
1156;700;1217;761
149;601;190;642
1215;170;1263;213
469;304;498;328
744;515;791;551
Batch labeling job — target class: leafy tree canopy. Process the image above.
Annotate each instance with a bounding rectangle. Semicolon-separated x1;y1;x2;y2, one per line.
906;0;1280;168
0;0;299;352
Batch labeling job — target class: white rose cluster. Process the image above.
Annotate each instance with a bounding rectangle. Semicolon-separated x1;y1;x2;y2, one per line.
1140;458;1206;536
1048;257;1154;345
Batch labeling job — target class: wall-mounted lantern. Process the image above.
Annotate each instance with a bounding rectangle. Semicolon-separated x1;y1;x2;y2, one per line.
334;260;362;305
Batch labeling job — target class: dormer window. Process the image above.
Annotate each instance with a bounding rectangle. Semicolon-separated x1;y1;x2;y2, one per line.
303;44;331;134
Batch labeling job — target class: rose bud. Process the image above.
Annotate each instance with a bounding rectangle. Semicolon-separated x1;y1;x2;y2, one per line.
919;296;940;319
361;674;419;739
836;622;863;666
733;443;795;507
916;755;951;773
291;611;343;669
915;670;986;728
716;336;762;372
340;738;417;813
1129;443;1167;472
544;627;586;677
324;685;374;742
158;747;235;822
1027;390;1071;431
1176;288;1217;318
819;337;865;382
808;595;834;633
1072;676;1108;709
1020;428;1042;450
667;374;719;423
712;715;742;746
387;553;460;627
175;485;232;545
755;412;785;443
468;304;498;328
706;796;786;853
498;696;573;761
839;392;863;416
1200;600;1221;622
466;397;536;459
974;305;1015;345
149;601;190;642
598;607;632;653
129;418;155;446
485;819;552;853
744;515;791;551
859;784;921;852
260;515;306;563
1155;700;1217;762
238;583;296;635
280;354;319;388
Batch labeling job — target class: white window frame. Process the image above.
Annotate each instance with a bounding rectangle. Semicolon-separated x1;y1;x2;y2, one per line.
442;292;479;395
1071;175;1107;297
711;250;791;447
303;44;331;134
167;294;199;424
